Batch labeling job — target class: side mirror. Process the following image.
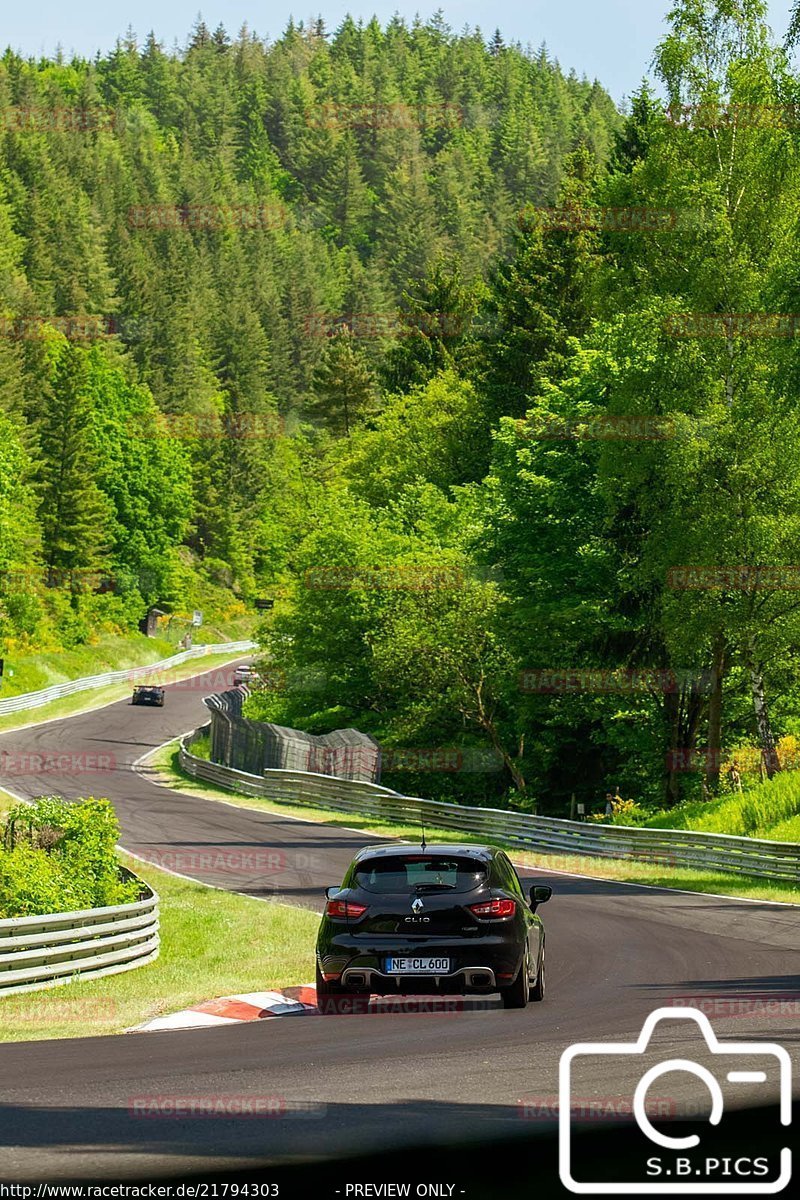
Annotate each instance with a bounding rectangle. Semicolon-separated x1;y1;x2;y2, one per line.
530;884;552;909
325;886;342;900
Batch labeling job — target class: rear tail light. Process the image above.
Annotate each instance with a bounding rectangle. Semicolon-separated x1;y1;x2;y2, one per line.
468;898;516;919
325;899;367;920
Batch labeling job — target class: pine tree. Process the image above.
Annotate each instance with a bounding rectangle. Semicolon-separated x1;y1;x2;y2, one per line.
610;82;662;173
212;24;231;53
308;330;376;436
36;342;112;575
480;147;602;423
377;157;441;289
381;258;480;392
315;132;375;248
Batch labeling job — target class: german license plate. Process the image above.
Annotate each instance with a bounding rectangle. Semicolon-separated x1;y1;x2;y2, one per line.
385;956;450;974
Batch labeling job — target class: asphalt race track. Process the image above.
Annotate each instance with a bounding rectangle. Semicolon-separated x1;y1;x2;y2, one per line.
0;661;798;1183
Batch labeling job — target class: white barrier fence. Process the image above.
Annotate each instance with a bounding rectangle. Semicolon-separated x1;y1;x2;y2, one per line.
0;872;159;995
180;725;800;885
0;641;256;717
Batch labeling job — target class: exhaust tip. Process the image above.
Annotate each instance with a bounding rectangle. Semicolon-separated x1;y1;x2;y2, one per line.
468;971;493;987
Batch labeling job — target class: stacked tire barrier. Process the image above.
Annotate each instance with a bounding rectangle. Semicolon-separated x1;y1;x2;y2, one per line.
0;870;159;996
205;690;380;782
179;724;800;885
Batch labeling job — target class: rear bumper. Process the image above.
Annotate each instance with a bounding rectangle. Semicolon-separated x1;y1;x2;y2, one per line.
318;933;523;993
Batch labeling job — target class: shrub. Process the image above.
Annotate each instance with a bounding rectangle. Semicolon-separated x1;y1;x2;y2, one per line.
609;798;648;825
188;734;212;761
0;796;140;917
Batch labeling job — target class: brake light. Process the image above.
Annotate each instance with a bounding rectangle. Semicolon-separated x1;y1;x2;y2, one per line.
325;899;367;919
468;898;516;918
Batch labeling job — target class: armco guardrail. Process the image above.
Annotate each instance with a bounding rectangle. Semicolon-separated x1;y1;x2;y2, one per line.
0;640;256;717
179;725;800;884
0;872;159;996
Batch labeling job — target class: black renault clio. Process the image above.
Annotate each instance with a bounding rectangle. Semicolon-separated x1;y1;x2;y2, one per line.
315;843;551;1012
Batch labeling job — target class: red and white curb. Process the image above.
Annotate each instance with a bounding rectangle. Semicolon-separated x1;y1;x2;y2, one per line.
133;985;318;1031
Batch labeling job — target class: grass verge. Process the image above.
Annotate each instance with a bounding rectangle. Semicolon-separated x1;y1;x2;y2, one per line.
0;850;317;1043
641;770;800;842
148;742;800;906
0;616;256;701
0;650;252;736
0;633;176;698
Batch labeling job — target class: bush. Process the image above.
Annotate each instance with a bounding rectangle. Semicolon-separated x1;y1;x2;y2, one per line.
643;771;800;839
609;797;648;825
188;734;212;760
0;797;140;917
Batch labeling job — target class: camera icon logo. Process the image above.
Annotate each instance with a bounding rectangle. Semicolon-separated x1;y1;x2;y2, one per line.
559;1007;791;1194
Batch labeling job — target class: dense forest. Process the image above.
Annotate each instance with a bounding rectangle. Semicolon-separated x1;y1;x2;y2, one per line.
4;2;800;814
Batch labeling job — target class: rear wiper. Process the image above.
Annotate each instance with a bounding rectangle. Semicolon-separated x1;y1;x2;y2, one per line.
413;882;457;892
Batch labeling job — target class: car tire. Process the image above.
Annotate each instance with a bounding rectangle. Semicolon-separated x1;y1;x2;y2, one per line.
529;941;545;1002
501;948;529;1009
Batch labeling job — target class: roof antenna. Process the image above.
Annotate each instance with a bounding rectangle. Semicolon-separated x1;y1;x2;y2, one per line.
420;814;427;852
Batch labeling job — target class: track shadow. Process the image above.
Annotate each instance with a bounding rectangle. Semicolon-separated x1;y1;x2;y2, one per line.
0;1097;794;1196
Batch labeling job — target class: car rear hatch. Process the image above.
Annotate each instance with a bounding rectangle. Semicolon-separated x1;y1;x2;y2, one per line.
349;853;489;938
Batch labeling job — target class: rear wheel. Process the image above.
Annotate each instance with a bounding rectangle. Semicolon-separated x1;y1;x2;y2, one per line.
501;948;529;1009
529;941;545;1002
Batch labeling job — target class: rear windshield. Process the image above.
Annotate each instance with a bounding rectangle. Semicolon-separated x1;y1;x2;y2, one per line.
354;855;488;894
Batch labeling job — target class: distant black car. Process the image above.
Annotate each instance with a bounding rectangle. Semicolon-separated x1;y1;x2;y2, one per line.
315;843;551;1013
233;664;254;686
131;685;165;707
